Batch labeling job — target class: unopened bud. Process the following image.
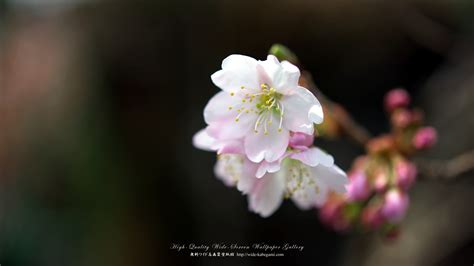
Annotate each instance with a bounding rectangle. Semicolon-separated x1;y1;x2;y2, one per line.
395;160;417;190
346;171;371;201
413;127;437;150
289;132;314;150
381;189;409;222
385;88;411;112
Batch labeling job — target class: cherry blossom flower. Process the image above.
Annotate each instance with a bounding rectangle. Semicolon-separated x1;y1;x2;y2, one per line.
204;54;323;163
212;148;348;218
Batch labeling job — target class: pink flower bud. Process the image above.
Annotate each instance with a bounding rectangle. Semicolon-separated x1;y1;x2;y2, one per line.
346;172;371;201
374;172;388;192
319;194;351;232
361;205;384;229
319;201;340;225
289;132;314;150
413;127;437;149
395;160;417;190
385;88;411;112
381;189;409;222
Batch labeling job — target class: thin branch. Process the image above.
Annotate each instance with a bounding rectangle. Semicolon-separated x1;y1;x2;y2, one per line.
301;71;474;181
415;150;474;180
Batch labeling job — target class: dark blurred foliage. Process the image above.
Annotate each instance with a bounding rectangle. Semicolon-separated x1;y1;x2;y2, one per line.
0;0;473;266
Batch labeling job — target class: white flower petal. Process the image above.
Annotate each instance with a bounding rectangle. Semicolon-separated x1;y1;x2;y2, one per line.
248;172;285;217
289;147;334;167
292;181;329;209
237;159;259;194
216;139;245;155
204;91;243;124
257;56;300;93
312;164;348;194
308;104;324;124
192;129;216;151
257;55;280;85
211;55;259;92
206;112;256;140
214;154;243;187
244;117;290;163
279;161;330;209
273;60;300;93
256;160;281;178
222;54;258;70
280;86;323;134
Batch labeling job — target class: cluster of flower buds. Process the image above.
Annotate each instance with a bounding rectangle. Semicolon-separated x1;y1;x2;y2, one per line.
319;88;437;237
193;53;349;217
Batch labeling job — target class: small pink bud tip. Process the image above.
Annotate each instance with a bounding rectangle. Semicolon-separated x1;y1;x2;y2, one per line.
413;126;437;149
395;160;417;190
381;189;409;223
289;132;314;150
346;171;371;201
385;88;411;112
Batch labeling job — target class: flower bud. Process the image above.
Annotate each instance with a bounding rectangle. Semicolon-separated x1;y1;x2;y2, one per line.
413;127;437;149
395;160;417;190
289;132;313;150
346;171;371;201
385;88;411;112
381;189;409;222
361;204;384;229
319;195;350;231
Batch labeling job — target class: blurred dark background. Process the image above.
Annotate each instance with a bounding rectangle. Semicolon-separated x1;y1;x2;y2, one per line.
1;0;473;265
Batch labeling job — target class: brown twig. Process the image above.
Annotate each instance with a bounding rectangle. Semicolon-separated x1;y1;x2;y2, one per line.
301;71;474;181
415;150;474;180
